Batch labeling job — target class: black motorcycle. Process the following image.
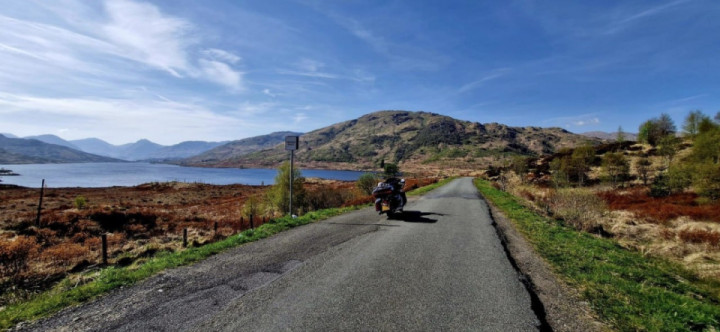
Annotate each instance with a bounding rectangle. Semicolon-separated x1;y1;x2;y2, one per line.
372;177;407;217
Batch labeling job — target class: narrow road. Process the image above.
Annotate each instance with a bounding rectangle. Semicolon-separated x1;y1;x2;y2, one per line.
23;177;540;331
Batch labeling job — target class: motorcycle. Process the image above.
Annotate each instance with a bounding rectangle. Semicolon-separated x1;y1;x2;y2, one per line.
372;177;407;217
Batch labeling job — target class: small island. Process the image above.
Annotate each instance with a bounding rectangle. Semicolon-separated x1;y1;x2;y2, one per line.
0;167;20;176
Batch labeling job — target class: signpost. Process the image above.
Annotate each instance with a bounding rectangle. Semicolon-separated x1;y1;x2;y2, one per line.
285;136;299;216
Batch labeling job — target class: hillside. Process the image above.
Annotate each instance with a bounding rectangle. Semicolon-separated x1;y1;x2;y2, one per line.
182;131;302;165
0;135;120;164
24;134;80;150
184;111;597;172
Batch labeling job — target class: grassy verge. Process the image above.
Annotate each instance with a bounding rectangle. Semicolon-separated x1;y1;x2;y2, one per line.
474;179;720;331
0;205;363;330
406;177;457;196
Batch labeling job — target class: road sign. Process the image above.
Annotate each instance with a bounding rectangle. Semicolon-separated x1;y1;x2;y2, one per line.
285;136;299;151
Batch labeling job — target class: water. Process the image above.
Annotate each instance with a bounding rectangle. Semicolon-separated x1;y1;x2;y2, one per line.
0;163;367;188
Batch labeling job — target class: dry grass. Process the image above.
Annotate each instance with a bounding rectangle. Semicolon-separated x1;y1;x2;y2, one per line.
598;188;720;224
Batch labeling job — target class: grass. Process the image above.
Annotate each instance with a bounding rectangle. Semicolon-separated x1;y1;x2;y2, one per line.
0;205;363;330
406;177;457;196
474;178;720;331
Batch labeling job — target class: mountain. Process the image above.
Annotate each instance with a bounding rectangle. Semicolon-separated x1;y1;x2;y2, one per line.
149;141;228;161
1;133;18;138
112;139;164;161
71;138;226;161
182;131;302;165
581;131;638;141
0;135;120;164
183;111;598;171
70;137;118;156
24;134;80;150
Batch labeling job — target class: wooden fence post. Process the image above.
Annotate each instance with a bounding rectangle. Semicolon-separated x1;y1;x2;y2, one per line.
183;228;188;247
101;234;108;265
35;179;45;227
250;214;254;229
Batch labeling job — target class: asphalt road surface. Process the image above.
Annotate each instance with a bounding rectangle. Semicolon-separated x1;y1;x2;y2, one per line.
23;177;540;331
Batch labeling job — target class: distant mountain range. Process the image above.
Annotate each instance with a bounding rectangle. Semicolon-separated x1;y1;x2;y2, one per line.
0;132;297;164
182;110;599;171
580;131;638;141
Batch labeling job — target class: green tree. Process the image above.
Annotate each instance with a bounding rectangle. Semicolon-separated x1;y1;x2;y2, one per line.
570;145;595;186
511;156;531;183
657;113;677;137
638;120;658;146
639;113;677;146
691;127;720;164
266;161;305;215
602;152;629;188
356;173;379;195
694;162;720;200
241;194;265;219
682;110;707;137
657;135;680;169
635;157;653;186
616;126;626;143
550;156;571;188
383;163;400;178
666;162;692;193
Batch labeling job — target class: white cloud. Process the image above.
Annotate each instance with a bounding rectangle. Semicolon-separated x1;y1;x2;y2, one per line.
203;48;241;64
573;118;600;126
293;112;308;124
102;0;193;76
263;89;276;97
0;92;247;144
197;59;243;91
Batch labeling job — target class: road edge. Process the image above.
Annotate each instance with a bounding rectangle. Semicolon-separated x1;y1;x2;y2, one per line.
483;197;608;332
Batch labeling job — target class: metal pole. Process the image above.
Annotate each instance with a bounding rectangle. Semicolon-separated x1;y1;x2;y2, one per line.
36;179;45;227
289;149;294;216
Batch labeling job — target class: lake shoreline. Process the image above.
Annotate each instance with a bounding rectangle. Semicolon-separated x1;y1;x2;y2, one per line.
0;162;367;188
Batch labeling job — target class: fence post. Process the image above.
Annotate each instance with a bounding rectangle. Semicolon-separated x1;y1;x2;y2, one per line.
183;228;188;247
101;234;108;265
214;221;218;234
240;217;244;233
250;214;254;229
36;179;45;227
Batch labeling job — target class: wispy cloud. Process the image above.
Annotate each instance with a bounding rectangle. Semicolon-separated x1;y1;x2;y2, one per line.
604;0;692;34
0;92;246;144
458;68;512;94
102;0;193;76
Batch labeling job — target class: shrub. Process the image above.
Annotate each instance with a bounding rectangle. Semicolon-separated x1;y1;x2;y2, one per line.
356;173;379;195
42;243;90;267
694;162;720;200
74;196;87;209
304;188;355;211
266;161;305;215
548;188;606;231
649;174;671;198
678;229;720;247
0;236;39;278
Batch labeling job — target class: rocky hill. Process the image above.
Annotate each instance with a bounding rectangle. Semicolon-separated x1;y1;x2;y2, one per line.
183;111;598;172
182;131;302;165
0;135;120;164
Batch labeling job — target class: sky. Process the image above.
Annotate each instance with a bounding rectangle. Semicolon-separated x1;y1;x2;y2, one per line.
0;0;718;145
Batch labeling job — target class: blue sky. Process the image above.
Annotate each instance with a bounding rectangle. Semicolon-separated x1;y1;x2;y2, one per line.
0;0;718;145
